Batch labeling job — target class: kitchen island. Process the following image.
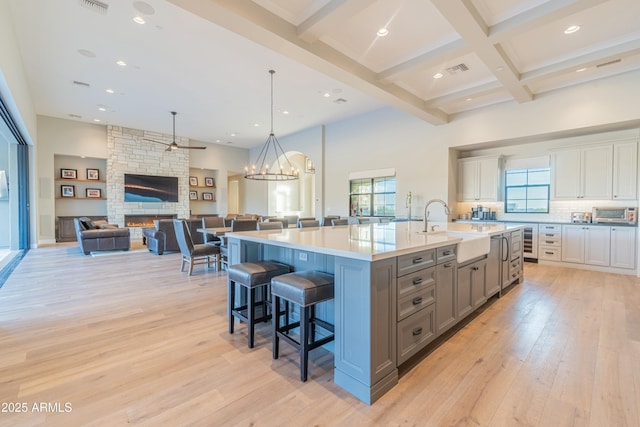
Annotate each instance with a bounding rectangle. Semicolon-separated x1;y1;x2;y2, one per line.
226;221;524;404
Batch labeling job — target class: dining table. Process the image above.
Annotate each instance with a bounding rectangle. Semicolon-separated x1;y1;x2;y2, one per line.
196;226;231;238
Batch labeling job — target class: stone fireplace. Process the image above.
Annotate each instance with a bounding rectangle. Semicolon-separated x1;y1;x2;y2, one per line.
107;125;190;239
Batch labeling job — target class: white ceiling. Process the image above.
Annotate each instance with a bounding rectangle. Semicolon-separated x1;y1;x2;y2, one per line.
8;0;640;149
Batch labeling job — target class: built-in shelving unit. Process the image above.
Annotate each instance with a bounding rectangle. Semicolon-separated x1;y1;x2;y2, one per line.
54;155;107;241
189;168;218;215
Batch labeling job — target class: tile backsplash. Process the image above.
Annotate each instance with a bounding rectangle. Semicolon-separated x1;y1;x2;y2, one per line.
455;200;638;223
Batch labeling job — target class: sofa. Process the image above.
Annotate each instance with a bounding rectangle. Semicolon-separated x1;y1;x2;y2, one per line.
74;217;130;255
143;218;204;255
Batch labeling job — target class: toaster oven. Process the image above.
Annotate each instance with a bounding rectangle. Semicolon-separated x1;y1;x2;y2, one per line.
592;207;637;224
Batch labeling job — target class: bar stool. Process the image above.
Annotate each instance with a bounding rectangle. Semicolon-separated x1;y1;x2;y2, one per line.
271;271;335;382
228;261;291;348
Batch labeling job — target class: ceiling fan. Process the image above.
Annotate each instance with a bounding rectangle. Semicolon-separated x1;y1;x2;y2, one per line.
143;111;206;151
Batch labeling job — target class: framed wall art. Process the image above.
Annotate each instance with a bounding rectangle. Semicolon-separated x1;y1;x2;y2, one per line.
189;176;198;186
205;177;215;187
202;192;213;201
86;188;101;198
61;185;75;197
86;168;100;180
61;168;77;179
189;190;198;200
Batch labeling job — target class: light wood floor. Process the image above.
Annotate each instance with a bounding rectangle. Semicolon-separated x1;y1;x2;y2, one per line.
0;243;639;426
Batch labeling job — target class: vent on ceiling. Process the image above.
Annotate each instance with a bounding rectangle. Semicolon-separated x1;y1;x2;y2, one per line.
68;114;82;119
445;63;470;75
596;58;622;68
333;98;348;104
79;0;108;15
73;80;90;88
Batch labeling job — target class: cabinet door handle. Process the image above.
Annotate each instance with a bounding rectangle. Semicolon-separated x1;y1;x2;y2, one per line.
412;277;423;285
412;327;423;336
412;257;423;264
472;266;479;271
412;296;423;305
443;262;453;268
443;250;452;255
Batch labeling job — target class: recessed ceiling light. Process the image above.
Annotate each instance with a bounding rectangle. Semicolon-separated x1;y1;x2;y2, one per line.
116;60;127;67
564;25;580;34
230;133;236;137
253;123;260;127
496;66;504;71
133;16;146;24
576;67;587;72
377;28;389;37
465;98;473;102
105;88;115;94
433;73;443;79
282;110;289;115
98;107;106;111
93;119;101;122
323;92;330;98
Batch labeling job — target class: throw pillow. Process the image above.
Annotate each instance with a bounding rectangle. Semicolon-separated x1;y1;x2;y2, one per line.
79;217;97;230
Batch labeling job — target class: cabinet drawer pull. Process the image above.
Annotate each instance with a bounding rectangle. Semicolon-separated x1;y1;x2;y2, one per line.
512;273;517;278
412;277;423;285
412;296;423;305
442;250;452;256
412;327;423;336
545;240;554;244
443;262;453;268
545;234;554;236
412;257;423;264
545;251;554;255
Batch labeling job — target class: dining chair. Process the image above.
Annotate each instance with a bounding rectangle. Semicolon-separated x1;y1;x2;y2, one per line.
220;219;258;270
298;219;320;228
257;221;283;230
331;218;348;226
173;219;221;275
201;216;225;245
321;216;340;226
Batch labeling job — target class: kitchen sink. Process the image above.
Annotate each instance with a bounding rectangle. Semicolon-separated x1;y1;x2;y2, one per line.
447;232;490;263
418;230;490;262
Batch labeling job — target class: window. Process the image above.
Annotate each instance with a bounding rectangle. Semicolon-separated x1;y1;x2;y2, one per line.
504;168;550;213
350;177;396;217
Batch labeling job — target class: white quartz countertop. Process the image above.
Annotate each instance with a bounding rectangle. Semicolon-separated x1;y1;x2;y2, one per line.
225;221;524;261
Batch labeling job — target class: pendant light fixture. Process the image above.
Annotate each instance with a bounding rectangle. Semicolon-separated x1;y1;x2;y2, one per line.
244;70;299;181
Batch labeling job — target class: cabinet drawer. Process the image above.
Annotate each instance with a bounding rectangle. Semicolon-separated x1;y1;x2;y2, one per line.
436;245;457;264
539;246;561;261
397;303;435;364
397;249;436;277
509;257;521;279
397;284;435;321
397;266;435;299
539;224;562;233
539;236;561;246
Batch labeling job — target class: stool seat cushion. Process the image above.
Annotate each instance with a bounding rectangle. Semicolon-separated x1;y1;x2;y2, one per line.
271;271;334;307
228;262;290;287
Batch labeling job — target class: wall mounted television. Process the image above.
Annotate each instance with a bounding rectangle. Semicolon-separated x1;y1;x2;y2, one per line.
124;173;179;202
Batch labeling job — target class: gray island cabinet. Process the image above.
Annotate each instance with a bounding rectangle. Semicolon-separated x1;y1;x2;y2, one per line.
226;221;524;404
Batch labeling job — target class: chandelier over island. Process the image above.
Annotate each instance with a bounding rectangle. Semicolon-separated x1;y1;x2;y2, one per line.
244;70;299;181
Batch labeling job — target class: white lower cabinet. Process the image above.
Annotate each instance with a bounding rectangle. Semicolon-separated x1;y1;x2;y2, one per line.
562;225;610;266
610;226;636;269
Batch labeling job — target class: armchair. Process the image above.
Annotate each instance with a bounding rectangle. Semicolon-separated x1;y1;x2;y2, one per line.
144;218;204;255
74;217;130;255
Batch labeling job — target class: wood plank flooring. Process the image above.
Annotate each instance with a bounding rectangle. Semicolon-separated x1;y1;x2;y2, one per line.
0;243;638;426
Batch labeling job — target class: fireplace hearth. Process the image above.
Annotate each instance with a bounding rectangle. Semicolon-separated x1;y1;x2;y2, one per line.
124;214;177;228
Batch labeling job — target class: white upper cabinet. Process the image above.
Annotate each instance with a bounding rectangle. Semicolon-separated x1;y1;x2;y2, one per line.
552;144;613;199
612;141;638;200
458;156;501;202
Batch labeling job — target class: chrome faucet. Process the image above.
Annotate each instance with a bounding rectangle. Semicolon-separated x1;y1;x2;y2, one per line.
423;199;450;232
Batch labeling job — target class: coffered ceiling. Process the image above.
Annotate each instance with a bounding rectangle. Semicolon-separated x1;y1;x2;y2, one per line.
7;0;640;148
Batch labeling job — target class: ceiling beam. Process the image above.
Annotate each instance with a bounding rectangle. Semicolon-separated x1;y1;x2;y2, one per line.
168;0;448;125
431;0;533;104
489;0;610;43
520;39;640;84
377;39;472;83
297;0;377;43
425;81;504;108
